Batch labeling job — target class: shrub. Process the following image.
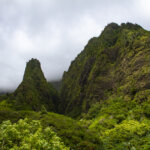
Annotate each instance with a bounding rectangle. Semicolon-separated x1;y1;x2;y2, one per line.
0;118;69;150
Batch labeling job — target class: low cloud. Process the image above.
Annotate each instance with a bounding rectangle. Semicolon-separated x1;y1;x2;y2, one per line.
0;0;150;90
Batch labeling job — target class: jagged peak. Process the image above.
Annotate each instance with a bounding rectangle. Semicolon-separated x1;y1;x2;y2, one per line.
26;58;41;69
23;58;45;81
11;58;59;111
120;22;142;30
98;22;143;48
101;22;142;35
100;22;119;37
99;23;120;47
103;22;120;31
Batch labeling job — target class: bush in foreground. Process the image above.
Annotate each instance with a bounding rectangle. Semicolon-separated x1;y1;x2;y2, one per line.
0;118;69;150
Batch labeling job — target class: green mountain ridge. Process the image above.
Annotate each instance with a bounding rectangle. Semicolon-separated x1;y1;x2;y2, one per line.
0;58;102;149
60;22;150;117
59;22;150;149
1;22;150;149
4;58;59;111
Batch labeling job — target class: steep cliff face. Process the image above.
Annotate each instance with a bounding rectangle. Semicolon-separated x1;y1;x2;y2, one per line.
9;58;59;111
60;22;150;117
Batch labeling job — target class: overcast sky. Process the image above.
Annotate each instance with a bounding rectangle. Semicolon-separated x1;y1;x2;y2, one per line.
0;0;150;90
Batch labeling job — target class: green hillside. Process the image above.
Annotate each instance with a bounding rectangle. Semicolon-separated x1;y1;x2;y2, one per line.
0;58;103;150
1;22;150;149
59;22;150;149
3;58;59;111
0;109;103;150
60;22;150;117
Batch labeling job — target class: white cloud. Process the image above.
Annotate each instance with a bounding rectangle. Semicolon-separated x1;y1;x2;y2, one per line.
0;0;150;90
11;30;34;53
136;0;150;16
69;15;102;44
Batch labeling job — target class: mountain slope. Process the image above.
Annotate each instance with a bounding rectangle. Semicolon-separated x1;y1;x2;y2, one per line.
49;80;62;91
60;22;150;117
0;58;103;150
0;109;103;150
7;58;59;111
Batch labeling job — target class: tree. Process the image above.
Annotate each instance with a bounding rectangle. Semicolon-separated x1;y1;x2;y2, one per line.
0;118;70;150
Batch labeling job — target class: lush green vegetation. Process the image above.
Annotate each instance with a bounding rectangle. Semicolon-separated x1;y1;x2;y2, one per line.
60;22;150;117
0;109;103;150
5;58;59;112
1;22;150;149
81;94;150;149
59;22;150;149
0;118;69;150
0;58;103;149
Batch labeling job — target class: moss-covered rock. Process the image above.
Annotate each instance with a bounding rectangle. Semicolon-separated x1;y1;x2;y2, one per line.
7;58;59;112
60;22;150;117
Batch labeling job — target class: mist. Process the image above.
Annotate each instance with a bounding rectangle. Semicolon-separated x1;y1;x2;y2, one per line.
0;0;150;90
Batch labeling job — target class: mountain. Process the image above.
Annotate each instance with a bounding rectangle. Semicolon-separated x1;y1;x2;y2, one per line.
0;58;103;150
7;58;59;111
49;80;62;91
1;22;150;149
60;22;150;117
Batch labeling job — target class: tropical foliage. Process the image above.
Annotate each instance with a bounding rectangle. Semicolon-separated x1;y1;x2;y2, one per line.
0;118;69;150
1;22;150;149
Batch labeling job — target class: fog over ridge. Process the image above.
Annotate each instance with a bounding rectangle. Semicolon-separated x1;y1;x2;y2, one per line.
0;0;150;90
